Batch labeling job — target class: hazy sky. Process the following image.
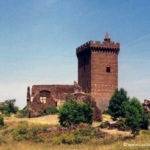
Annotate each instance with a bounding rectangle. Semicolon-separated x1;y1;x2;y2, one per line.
0;0;150;108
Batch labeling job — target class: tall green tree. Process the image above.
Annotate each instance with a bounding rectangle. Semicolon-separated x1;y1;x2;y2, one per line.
125;98;144;136
108;88;129;119
108;88;149;136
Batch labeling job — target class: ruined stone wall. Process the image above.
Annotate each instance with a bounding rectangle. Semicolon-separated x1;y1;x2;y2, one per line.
31;85;74;101
27;85;74;116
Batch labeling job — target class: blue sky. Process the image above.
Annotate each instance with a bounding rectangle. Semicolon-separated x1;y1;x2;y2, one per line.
0;0;150;108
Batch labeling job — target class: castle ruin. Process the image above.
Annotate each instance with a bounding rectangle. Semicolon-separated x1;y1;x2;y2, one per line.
27;33;120;116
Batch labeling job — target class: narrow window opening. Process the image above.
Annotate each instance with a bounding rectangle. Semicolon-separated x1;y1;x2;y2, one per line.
106;67;111;73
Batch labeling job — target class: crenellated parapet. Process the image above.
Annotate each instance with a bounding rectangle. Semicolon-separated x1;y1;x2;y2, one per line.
76;34;120;56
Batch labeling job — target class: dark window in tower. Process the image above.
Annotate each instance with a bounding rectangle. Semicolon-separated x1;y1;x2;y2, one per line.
106;67;111;73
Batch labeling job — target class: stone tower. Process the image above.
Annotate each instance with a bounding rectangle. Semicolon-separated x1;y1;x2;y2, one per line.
76;33;120;111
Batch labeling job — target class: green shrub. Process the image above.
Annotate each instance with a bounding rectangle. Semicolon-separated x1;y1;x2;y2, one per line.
75;129;94;137
59;99;93;127
30;124;49;136
12;122;48;142
4;110;10;117
103;109;110;114
16;106;28;118
1;129;10;135
100;121;110;128
74;135;82;144
61;133;75;144
0;115;4;126
32;135;44;142
117;118;129;131
12;121;31;141
51;133;82;144
51;136;62;144
46;106;58;114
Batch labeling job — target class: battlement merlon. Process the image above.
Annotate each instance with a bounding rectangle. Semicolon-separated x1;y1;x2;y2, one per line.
76;40;120;56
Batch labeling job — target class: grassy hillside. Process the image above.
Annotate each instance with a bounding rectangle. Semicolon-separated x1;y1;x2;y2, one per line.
0;115;149;150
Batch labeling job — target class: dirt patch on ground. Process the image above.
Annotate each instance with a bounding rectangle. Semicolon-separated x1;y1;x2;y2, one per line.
101;128;131;136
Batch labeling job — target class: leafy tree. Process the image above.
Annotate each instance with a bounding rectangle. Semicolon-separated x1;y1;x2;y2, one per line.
5;99;18;113
108;88;149;136
59;99;93;127
125;105;141;136
125;98;148;136
108;88;129;119
0;99;19;116
124;98;142;136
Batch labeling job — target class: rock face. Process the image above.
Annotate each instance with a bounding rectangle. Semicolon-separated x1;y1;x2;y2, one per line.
143;99;150;112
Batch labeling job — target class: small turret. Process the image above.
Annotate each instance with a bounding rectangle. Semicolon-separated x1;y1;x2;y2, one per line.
27;86;30;102
104;32;110;42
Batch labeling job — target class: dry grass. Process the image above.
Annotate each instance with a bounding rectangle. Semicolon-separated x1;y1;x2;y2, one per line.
4;114;59;125
101;128;131;136
0;132;150;150
102;114;115;123
4;114;111;126
0;114;149;150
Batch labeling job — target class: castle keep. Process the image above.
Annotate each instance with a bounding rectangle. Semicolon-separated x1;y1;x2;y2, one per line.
27;33;120;116
76;33;120;110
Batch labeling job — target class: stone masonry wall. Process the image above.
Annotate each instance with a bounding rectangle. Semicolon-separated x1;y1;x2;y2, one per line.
27;85;74;116
76;33;120;111
91;50;118;111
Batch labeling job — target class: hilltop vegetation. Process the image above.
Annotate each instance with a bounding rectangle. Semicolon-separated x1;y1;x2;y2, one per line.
0;114;149;150
0;88;149;150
